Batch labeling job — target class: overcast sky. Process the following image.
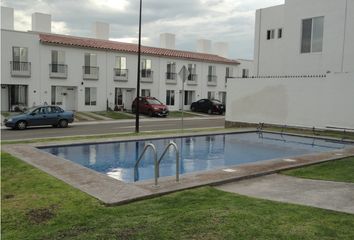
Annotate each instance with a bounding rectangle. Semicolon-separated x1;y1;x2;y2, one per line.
2;0;284;59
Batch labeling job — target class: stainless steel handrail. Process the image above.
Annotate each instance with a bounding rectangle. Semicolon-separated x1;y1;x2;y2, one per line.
134;143;158;186
157;141;179;182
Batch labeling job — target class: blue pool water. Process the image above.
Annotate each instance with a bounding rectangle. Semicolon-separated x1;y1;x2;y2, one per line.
40;132;351;182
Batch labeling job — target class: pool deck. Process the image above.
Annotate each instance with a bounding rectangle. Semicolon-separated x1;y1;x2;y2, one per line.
2;129;354;205
216;174;354;214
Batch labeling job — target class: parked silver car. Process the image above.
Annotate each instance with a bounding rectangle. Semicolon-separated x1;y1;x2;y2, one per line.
4;106;74;130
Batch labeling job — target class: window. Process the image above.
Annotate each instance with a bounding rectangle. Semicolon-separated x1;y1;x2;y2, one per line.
85;87;97;106
12;47;28;71
187;63;197;81
301;16;324;53
115;56;126;69
208;66;216;82
225;67;233;84
278;28;283;39
9;85;27;107
84;53;97;74
51;86;64;105
226;67;233;78
184;91;194;105
166;90;175;106
51;50;65;73
45;106;61;113
242;69;249;78
219;92;226;104
115;88;123;106
114;56;127;77
166;62;176;79
12;47;28;62
207;91;215;100
141;89;150;97
141;59;152;78
266;29;275;40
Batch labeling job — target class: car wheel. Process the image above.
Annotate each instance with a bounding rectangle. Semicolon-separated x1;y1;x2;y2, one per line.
191;106;196;112
16;121;27;130
59;119;68;128
207;109;212;115
148;110;154;117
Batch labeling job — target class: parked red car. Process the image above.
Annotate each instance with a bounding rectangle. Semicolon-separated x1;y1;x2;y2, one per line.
132;96;169;117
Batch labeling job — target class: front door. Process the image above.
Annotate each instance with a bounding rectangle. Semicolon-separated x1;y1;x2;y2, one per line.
65;87;76;111
124;89;134;111
1;85;9;111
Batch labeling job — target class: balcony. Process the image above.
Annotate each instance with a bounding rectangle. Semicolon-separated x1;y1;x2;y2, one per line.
113;68;128;81
186;74;198;85
49;64;68;79
165;72;177;84
207;75;217;86
10;61;31;77
83;66;99;80
141;69;153;83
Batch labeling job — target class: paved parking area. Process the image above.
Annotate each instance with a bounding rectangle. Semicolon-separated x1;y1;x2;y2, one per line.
1;116;224;141
217;174;354;214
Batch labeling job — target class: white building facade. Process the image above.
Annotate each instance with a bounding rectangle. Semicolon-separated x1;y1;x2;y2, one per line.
1;7;244;112
226;0;354;129
253;0;354;76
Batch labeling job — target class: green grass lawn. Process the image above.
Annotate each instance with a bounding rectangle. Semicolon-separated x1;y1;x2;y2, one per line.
94;111;135;120
167;111;203;118
2;152;354;240
282;157;354;183
1;112;11;117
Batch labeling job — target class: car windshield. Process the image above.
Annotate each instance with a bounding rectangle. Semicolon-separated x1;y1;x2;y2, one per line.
23;107;38;114
211;99;222;104
146;98;162;105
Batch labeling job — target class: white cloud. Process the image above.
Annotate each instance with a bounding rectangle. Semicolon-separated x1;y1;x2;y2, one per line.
89;0;129;11
109;37;151;45
3;0;285;59
52;21;70;35
13;10;30;31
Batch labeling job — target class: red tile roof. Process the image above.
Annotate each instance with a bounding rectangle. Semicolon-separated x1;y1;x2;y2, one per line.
39;34;239;65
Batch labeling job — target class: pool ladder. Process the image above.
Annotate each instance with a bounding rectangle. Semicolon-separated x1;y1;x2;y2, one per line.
134;141;180;187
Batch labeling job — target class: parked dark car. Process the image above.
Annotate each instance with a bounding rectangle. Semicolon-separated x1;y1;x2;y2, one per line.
190;99;225;114
132;96;169;117
4;106;75;130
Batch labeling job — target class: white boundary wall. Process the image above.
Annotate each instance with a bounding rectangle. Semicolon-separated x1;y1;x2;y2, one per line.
225;73;354;129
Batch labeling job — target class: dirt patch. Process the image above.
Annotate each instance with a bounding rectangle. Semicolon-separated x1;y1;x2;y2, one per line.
115;225;147;239
26;205;58;224
3;194;15;199
51;226;94;239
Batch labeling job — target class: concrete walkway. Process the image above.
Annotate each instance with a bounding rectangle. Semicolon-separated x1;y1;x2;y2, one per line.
216;174;354;214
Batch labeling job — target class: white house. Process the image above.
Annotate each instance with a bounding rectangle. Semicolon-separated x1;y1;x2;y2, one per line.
253;0;354;76
1;7;251;112
226;0;354;129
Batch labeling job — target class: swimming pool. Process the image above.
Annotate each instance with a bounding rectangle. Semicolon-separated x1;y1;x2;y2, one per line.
40;132;351;183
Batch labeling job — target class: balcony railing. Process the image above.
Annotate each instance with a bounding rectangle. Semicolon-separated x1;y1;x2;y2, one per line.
166;72;177;84
113;68;128;81
83;66;99;80
207;75;217;86
187;74;198;85
10;61;31;77
49;64;68;79
141;69;153;83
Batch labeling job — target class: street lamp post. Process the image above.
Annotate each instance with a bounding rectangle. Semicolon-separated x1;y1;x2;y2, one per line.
135;0;143;133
